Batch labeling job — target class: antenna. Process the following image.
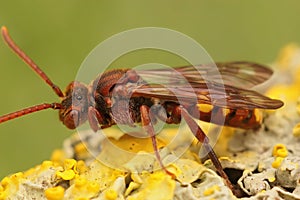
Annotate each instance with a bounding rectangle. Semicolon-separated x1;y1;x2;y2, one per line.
1;26;64;97
0;26;63;123
0;103;62;123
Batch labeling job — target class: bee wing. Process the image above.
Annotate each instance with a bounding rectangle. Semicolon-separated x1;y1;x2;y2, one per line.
131;82;283;110
136;61;273;89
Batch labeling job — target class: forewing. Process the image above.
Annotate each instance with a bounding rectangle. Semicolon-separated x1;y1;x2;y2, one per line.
131;82;283;110
135;61;273;89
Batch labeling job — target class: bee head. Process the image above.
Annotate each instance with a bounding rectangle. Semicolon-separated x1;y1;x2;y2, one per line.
59;81;89;129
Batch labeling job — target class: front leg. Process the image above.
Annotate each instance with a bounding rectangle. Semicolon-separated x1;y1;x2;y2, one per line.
88;106;112;132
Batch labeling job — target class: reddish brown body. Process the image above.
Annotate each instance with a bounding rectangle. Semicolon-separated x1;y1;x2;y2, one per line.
0;26;283;195
58;68;265;132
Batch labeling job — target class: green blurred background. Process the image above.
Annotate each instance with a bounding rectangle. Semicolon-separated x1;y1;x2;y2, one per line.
0;1;299;179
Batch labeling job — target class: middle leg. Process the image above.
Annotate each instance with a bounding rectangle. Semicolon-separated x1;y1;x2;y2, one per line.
140;105;174;176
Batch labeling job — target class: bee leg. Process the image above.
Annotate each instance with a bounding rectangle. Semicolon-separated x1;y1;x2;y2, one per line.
180;106;235;193
88;106;104;132
140;105;175;178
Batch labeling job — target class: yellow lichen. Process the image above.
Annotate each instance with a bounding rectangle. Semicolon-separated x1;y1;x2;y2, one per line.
276;43;300;68
0;185;6;200
0;191;6;200
203;185;221;196
45;186;65;200
266;84;300;105
297;104;300;115
51;149;66;164
41;160;54;169
87;181;100;193
1;177;10;189
253;109;263;124
171;158;205;184
266;44;300;104
23;167;36;177
0;172;23;195
268;177;276;183
74;177;87;188
10;172;23;183
293;123;300;137
54;158;88;182
125;182;140;196
75;160;88;174
272;157;284;169
272;144;288;168
272;144;288;158
83;158;125;193
127;171;175;200
109;134;166;153
74;143;88;155
104;189;118;200
64;159;77;170
56;169;76;180
295;67;300;85
214;127;235;157
64;176;100;199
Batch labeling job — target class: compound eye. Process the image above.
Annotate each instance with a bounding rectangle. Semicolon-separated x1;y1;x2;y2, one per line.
64;110;80;129
73;91;83;101
76;95;82;100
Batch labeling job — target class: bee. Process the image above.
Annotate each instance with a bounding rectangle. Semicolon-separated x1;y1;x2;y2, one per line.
0;26;283;193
